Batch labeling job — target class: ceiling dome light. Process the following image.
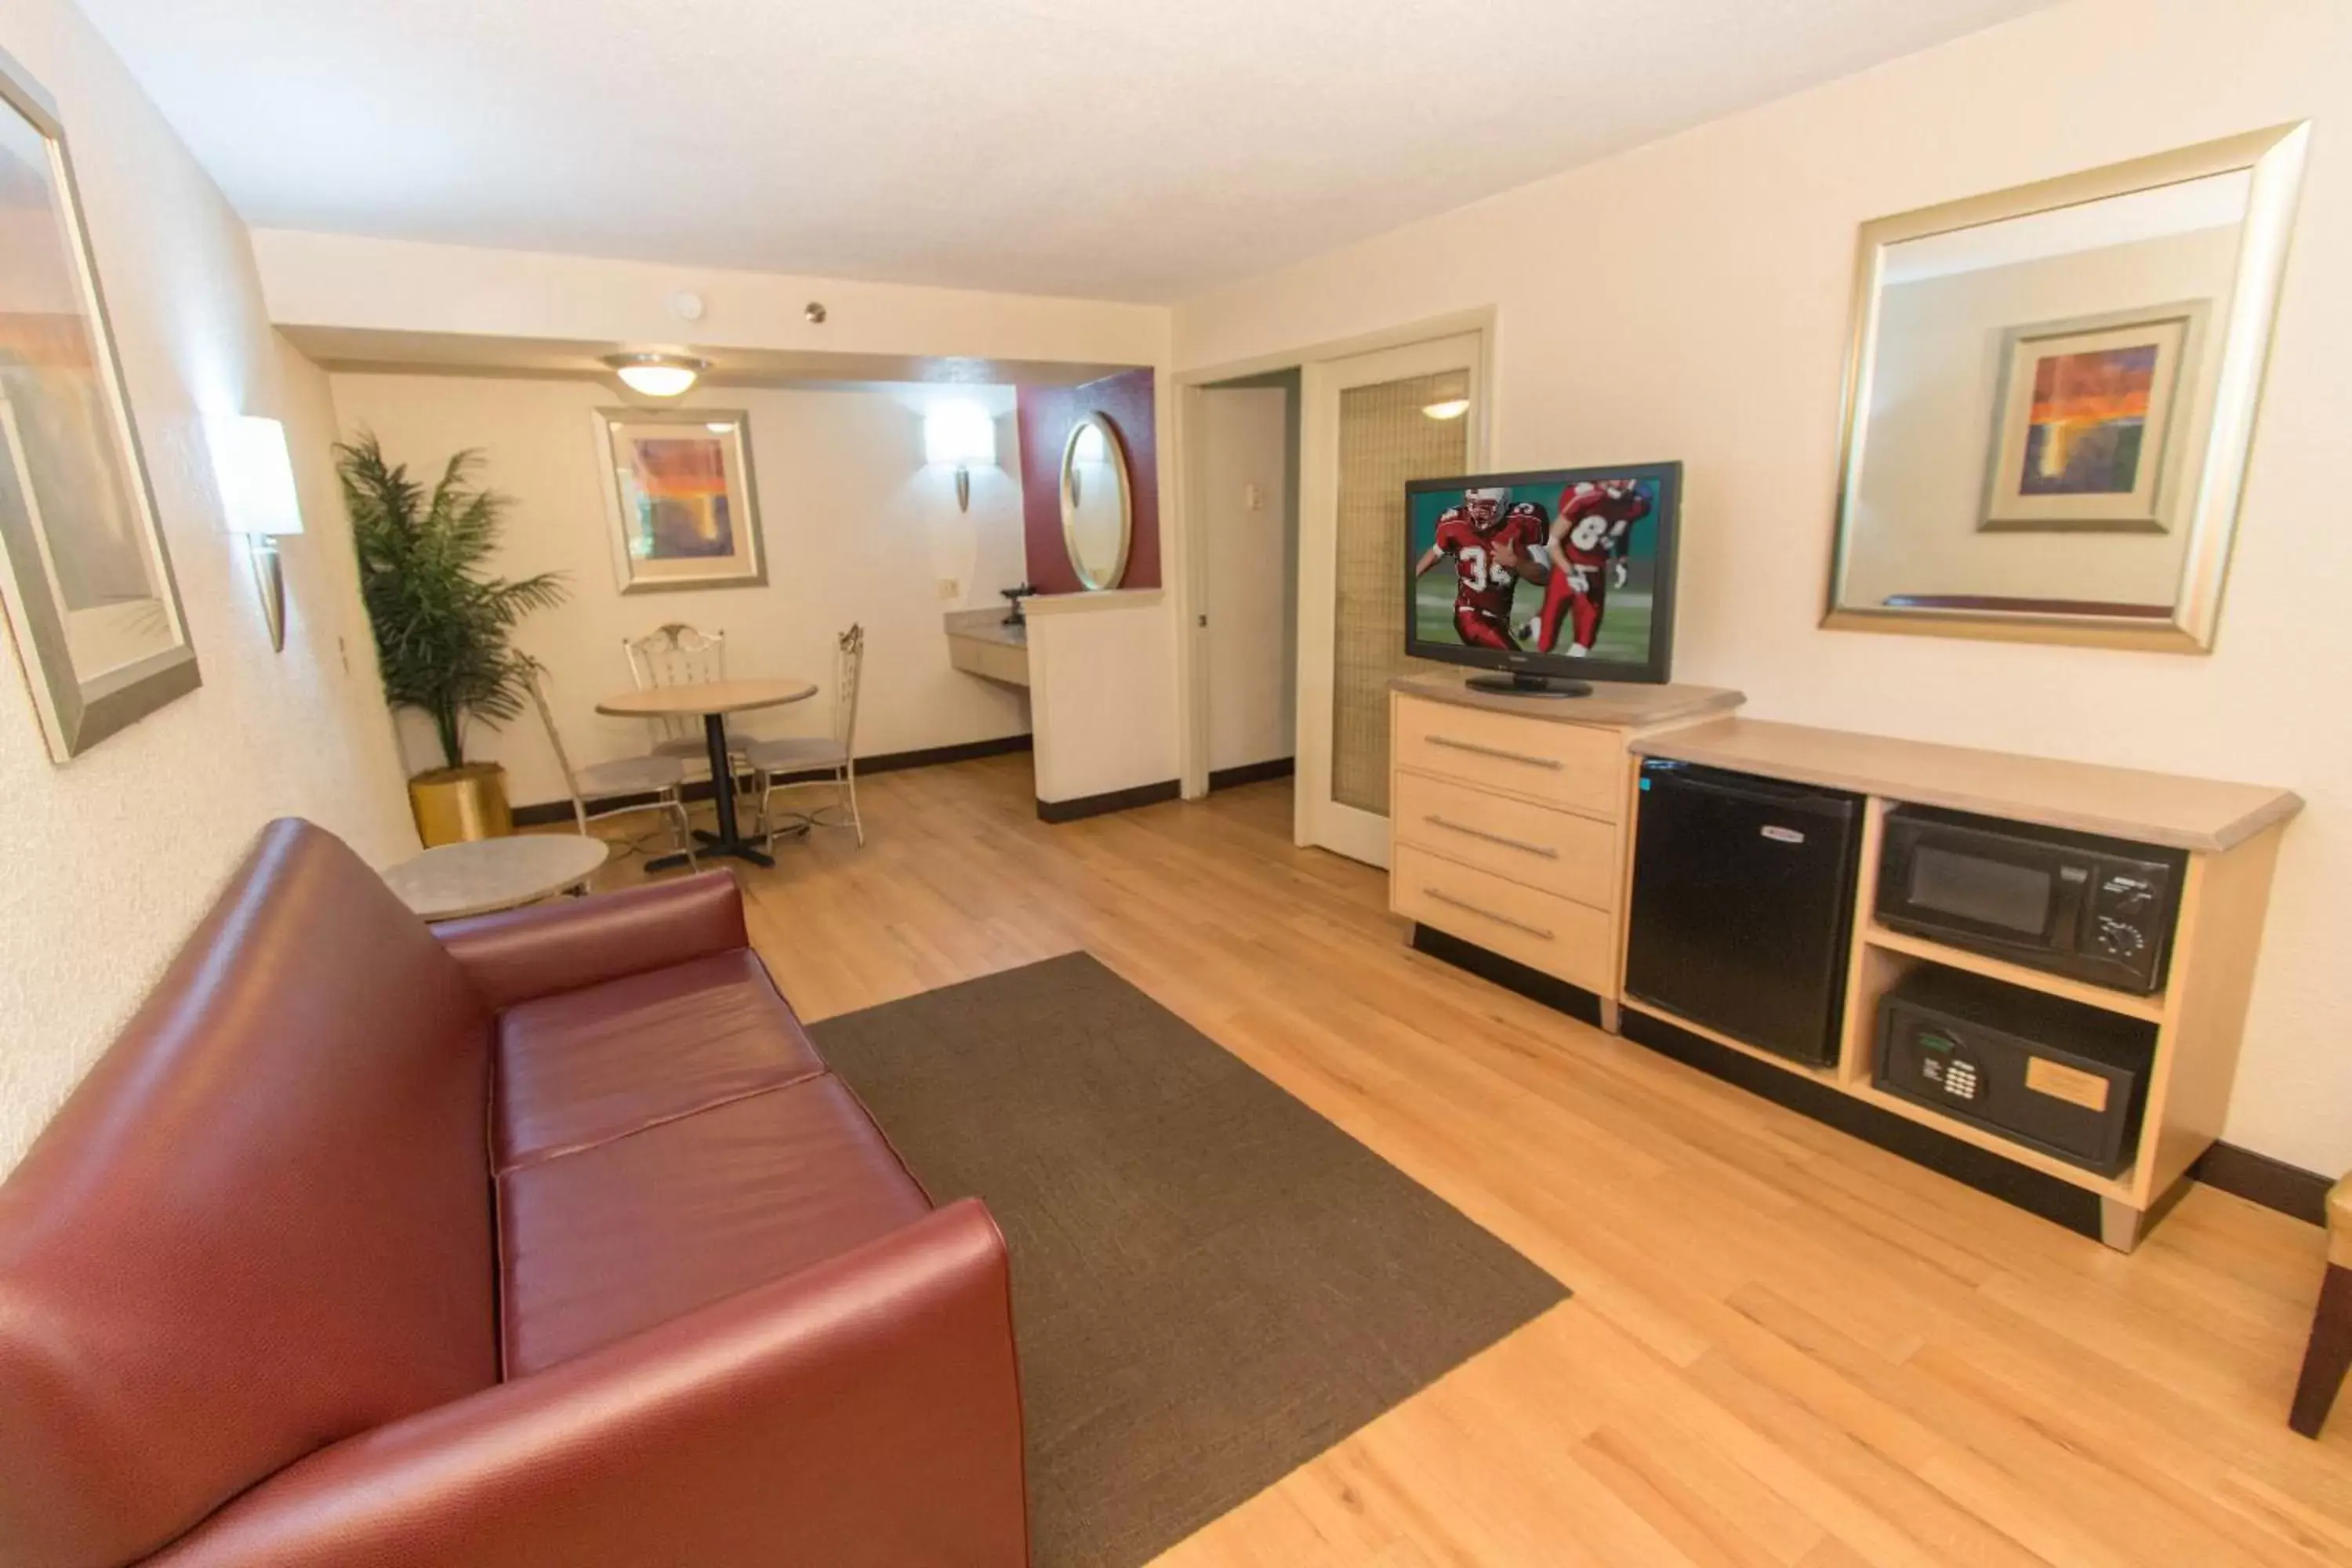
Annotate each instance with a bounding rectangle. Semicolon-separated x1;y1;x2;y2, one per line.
604;352;709;397
1421;397;1472;421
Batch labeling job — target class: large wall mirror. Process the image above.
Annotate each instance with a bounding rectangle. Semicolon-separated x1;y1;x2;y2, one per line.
1060;412;1132;590
1828;124;2309;652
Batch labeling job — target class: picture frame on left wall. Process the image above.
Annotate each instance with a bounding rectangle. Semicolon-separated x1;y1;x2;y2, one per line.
593;407;767;594
0;48;198;760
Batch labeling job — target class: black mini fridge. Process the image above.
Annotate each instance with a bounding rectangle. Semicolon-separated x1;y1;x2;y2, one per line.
1624;760;1865;1066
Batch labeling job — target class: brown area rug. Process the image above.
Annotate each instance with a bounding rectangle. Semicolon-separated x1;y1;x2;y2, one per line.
810;952;1569;1567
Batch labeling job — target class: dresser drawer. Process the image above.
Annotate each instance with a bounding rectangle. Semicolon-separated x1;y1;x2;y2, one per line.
1394;695;1624;819
1393;845;1615;993
1392;771;1618;910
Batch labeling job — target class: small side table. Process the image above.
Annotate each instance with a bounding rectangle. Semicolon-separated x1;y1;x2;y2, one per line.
383;834;612;923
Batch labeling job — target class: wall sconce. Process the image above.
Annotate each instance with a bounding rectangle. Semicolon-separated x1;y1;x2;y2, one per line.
924;402;996;511
206;415;305;653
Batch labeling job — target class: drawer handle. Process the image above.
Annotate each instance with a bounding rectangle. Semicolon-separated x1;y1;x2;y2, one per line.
1426;734;1564;770
1425;814;1559;858
1422;887;1555;941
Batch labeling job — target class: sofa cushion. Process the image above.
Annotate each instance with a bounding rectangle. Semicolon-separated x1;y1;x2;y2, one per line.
0;821;499;1568
497;1076;933;1376
493;948;827;1171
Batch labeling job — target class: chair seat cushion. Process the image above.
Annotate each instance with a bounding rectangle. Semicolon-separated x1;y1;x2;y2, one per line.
496;1076;932;1374
745;735;848;771
572;753;688;798
492;949;826;1170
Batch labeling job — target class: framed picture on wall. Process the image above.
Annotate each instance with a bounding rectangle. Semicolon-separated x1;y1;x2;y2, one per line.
592;407;767;593
0;47;199;760
1979;302;2206;534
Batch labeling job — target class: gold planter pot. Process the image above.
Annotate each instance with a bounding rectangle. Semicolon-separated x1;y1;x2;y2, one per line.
408;761;513;846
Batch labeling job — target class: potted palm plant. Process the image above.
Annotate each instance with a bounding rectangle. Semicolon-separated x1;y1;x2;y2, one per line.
337;433;567;845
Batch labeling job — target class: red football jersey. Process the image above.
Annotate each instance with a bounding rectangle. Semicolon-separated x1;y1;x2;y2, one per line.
1555;484;1651;569
1436;515;1541;619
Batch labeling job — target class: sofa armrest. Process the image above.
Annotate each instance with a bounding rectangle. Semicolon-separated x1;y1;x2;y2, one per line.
148;1200;1028;1568
434;870;748;1011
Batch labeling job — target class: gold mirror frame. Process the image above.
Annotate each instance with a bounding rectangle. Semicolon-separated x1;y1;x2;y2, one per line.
1824;123;2310;652
1058;412;1132;590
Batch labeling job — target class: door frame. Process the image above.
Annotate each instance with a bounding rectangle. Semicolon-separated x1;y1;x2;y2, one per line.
1172;309;1495;815
1295;331;1490;866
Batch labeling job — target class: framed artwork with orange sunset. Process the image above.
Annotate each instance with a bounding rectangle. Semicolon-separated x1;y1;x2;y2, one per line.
593;407;767;593
1980;303;2206;534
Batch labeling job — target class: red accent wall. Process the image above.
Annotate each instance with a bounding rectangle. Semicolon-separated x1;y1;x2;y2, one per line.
1015;368;1159;594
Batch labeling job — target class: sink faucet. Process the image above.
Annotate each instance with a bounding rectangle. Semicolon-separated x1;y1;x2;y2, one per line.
1001;583;1033;628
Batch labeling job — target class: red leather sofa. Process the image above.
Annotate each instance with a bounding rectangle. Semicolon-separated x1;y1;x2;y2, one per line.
0;819;1028;1568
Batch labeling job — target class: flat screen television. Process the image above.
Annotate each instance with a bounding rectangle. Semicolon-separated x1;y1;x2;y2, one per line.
1405;461;1681;696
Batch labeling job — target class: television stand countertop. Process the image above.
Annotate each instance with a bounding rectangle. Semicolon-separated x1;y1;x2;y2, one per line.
1387;670;1744;729
1632;717;2302;852
1618;715;2301;1250
1385;673;1745;1037
1393;693;2303;1251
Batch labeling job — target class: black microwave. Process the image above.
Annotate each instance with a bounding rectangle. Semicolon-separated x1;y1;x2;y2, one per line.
1876;807;2186;995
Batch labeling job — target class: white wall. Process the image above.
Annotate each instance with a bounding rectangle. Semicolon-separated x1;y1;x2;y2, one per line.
1199;385;1297;773
253;229;1170;371
1174;0;2352;1174
256;224;1191;818
0;2;415;1173
327;373;1033;804
1846;227;2241;608
1027;590;1180;806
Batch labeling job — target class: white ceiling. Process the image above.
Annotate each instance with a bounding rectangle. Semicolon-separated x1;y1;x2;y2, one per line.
78;0;2054;303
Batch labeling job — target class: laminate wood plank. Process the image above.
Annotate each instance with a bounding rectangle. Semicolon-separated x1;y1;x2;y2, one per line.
562;757;2352;1568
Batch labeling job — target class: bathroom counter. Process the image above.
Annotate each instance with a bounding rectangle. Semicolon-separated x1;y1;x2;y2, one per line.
946;608;1029;687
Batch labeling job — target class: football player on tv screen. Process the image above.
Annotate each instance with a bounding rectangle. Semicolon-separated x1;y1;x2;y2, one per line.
1512;477;1649;658
1412;488;1542;651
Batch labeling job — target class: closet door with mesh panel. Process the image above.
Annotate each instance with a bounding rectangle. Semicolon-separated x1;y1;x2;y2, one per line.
1296;334;1482;866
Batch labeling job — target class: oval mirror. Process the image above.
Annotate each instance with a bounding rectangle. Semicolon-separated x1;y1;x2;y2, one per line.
1059;413;1132;590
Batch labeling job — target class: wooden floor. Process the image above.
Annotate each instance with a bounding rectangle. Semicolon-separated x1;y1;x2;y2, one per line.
589;756;2352;1567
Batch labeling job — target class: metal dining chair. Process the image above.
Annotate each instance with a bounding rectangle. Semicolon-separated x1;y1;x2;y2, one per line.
748;625;866;850
623;622;744;760
527;662;697;869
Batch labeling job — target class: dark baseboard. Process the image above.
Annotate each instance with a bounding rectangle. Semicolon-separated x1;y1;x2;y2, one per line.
2191;1141;2332;1226
1409;924;1602;1028
1208;757;1296;792
1617;1004;2108;1241
1036;779;1181;825
510;732;1033;826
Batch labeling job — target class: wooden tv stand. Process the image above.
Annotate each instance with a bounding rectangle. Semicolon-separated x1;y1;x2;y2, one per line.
1388;681;2302;1252
1385;673;1744;1029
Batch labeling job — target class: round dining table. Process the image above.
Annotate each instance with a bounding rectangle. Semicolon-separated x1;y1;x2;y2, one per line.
597;677;818;869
